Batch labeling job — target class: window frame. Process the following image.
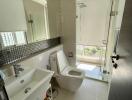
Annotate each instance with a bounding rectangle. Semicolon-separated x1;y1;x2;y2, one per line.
0;31;27;48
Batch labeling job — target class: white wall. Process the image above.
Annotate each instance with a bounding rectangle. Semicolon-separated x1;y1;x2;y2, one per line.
61;0;76;66
0;0;27;32
1;45;63;77
19;45;63;69
76;0;111;46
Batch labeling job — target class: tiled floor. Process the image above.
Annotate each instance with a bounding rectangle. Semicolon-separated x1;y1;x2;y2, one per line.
77;62;103;80
54;79;109;100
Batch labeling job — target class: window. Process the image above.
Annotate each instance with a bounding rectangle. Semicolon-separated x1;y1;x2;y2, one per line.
15;31;26;45
76;45;106;60
1;32;15;47
0;31;26;47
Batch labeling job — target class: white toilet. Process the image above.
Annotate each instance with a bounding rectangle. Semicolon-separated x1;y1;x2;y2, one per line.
50;50;84;92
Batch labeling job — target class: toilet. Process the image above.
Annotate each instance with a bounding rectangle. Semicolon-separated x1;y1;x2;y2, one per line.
50;50;84;92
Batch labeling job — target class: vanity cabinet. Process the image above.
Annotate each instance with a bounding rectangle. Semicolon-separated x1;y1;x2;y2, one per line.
26;83;51;100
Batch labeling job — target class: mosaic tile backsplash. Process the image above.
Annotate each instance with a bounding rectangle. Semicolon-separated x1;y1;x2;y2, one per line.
0;37;61;66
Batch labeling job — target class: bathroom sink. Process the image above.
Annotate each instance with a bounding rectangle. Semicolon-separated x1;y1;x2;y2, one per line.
5;68;54;100
68;70;81;76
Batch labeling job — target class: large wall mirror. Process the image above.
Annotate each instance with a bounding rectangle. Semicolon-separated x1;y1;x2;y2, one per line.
24;0;50;43
0;0;61;50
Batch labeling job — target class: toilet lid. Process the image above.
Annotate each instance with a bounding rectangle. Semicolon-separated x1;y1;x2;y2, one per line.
57;50;69;73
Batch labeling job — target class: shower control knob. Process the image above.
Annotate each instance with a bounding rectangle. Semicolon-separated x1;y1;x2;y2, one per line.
111;58;115;63
116;55;120;60
113;63;118;69
111;55;120;60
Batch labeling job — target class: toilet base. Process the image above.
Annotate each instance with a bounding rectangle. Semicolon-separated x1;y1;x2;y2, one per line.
56;75;83;92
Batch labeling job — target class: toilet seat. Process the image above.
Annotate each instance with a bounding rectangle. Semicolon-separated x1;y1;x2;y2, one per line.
60;67;84;78
56;50;84;78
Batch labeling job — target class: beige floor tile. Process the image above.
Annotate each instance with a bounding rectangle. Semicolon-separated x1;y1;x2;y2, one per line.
54;79;108;100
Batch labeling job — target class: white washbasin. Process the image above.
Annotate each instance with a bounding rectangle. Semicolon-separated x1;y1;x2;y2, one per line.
5;68;54;100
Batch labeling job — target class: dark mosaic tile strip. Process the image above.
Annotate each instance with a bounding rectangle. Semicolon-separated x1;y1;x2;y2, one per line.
0;37;61;67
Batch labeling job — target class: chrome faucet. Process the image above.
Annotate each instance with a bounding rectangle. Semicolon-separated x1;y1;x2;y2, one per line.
13;64;24;77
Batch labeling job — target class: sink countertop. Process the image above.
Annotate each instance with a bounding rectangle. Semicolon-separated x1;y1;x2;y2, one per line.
10;77;51;100
4;67;54;100
4;67;32;87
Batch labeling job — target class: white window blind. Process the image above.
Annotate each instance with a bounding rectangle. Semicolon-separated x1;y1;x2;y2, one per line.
0;31;26;47
15;31;26;45
1;32;15;47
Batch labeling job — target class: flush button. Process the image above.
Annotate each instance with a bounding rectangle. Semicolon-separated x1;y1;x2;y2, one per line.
20;80;24;83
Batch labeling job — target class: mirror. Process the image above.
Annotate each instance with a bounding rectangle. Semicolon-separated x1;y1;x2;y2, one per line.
24;0;49;43
0;0;61;49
